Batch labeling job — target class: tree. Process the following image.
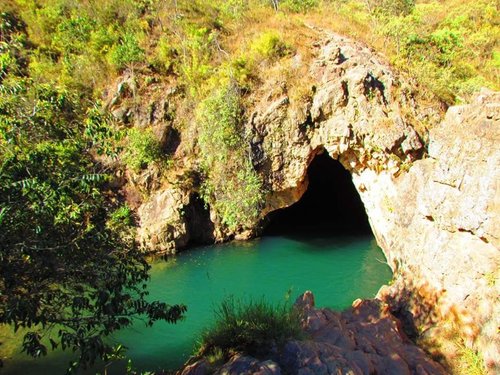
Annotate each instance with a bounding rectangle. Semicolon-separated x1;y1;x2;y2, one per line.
0;10;186;371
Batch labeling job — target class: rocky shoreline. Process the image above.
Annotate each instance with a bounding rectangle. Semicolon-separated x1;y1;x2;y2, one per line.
181;291;448;375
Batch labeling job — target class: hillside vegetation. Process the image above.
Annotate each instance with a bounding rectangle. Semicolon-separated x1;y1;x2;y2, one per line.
0;0;498;371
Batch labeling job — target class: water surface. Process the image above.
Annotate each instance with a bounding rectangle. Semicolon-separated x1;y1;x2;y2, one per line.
0;233;391;374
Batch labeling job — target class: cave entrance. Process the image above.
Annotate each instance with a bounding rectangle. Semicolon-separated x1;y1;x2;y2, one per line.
184;193;215;246
263;151;371;236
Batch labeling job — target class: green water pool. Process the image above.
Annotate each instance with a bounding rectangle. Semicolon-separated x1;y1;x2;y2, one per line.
0;233;391;374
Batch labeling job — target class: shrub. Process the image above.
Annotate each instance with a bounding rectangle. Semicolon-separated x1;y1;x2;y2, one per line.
280;0;318;13
197;84;264;230
107;204;134;232
52;15;94;55
198;297;303;358
201;160;264;230
153;35;177;73
90;25;119;56
109;32;145;71
122;127;163;172
456;340;485;375
218;0;249;19
249;31;291;61
179;25;215;97
366;0;415;16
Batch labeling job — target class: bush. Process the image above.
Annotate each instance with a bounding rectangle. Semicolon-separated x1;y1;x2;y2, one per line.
249;31;290;61
107;204;134;232
218;0;248;19
52;15;94;55
198;297;303;358
122;127;163;172
109;32;145;71
456;340;485;375
280;0;318;13
197;84;264;230
366;0;415;16
153;35;177;73
179;25;215;97
201;160;264;230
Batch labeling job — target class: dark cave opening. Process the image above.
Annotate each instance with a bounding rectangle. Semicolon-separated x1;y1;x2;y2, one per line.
184;193;215;246
263;151;371;236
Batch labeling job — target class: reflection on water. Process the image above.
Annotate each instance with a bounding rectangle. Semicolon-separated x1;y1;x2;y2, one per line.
0;234;392;374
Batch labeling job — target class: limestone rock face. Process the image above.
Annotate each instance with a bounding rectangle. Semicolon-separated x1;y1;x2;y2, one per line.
137;186;215;254
364;91;500;372
280;294;448;375
249;33;428;217
128;32;430;252
136;187;190;254
181;356;282;375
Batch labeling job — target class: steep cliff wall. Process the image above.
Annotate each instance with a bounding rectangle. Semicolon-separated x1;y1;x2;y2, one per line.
371;92;499;372
112;32;498;372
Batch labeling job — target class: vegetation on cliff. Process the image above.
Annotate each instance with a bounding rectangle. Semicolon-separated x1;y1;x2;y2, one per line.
0;0;497;372
197;83;264;230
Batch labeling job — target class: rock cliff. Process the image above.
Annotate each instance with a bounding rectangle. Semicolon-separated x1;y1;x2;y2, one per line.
111;31;499;373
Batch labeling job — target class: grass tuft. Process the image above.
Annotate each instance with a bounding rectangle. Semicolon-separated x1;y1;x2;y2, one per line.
197;297;303;358
456;341;486;375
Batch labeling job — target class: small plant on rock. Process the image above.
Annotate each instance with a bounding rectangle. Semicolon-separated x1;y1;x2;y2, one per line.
198;297;303;359
122;127;163;172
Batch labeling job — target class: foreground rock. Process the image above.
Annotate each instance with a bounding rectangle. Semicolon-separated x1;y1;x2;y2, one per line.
181;291;447;375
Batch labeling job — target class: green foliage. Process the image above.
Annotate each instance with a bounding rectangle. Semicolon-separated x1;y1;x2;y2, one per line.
201;160;264;230
198;84;242;160
218;0;249;19
198;297;303;358
109;32;145;71
376;0;499;104
456;341;485;375
107;204;134;232
197;83;264;230
249;31;291;61
122;127;163;172
0;9;185;372
225;56;253;89
367;0;415;16
7;0;150;90
152;36;177;73
280;0;319;13
0;79;186;369
0;11;28;80
84;102;121;157
179;25;216;97
52;15;95;55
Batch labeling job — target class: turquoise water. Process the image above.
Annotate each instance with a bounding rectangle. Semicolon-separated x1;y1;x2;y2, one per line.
0;233;391;374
